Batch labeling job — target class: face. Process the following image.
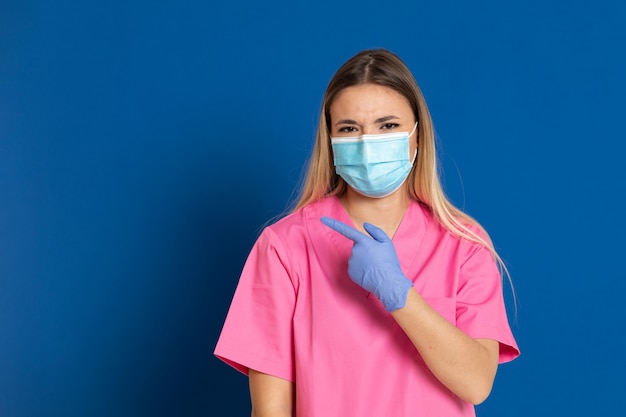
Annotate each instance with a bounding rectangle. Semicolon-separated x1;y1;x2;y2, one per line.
329;83;418;155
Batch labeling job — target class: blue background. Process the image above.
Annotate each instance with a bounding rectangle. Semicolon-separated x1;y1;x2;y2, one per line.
1;0;625;415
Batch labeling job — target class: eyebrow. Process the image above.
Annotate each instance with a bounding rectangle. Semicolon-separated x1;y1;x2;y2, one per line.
334;115;399;126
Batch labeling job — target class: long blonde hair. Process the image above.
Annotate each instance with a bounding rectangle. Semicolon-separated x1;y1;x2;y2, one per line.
293;49;513;294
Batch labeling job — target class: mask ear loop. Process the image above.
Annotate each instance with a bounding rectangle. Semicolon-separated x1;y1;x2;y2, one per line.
409;121;419;163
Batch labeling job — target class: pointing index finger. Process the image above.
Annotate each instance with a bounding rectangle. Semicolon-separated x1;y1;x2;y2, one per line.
320;216;366;243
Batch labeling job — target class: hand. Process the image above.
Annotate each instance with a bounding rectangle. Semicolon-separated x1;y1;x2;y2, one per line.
320;217;413;312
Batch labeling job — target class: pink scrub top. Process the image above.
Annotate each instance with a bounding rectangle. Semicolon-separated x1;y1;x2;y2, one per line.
215;196;519;416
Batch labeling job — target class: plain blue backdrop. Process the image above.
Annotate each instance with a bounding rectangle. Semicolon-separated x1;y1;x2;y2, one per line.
1;0;625;415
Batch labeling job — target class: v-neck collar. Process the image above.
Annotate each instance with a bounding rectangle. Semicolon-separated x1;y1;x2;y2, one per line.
322;196;430;281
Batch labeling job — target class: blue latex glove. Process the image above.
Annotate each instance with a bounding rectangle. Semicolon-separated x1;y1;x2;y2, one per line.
320;216;413;312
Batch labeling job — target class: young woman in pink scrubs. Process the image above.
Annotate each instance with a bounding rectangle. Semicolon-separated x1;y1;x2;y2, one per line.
215;49;519;416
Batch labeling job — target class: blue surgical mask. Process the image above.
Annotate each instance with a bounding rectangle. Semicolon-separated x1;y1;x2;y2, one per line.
330;122;417;198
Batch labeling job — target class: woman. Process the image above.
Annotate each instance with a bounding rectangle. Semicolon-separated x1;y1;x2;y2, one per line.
215;49;519;416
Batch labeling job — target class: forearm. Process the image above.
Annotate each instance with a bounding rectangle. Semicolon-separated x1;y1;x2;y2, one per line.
391;288;499;404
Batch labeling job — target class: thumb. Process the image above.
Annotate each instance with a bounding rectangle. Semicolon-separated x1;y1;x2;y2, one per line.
363;222;391;243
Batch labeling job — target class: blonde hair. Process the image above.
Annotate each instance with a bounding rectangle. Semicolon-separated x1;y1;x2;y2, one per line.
293;49;513;297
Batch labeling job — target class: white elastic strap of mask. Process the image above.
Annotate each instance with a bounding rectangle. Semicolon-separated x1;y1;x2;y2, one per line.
410;121;418;163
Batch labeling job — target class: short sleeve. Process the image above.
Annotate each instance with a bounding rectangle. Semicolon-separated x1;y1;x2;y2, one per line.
214;228;297;381
456;242;520;363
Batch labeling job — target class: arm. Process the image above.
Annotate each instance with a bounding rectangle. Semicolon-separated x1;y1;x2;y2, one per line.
391;289;499;404
249;369;294;417
320;217;500;404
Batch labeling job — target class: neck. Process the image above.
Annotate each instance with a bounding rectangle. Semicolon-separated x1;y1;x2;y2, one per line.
340;187;410;238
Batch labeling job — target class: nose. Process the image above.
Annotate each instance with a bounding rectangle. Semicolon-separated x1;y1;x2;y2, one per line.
361;124;377;135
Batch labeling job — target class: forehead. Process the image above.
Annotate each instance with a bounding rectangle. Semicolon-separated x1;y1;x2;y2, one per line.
330;83;412;120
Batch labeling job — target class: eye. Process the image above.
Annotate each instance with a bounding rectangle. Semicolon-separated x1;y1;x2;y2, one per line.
337;126;358;133
380;123;400;130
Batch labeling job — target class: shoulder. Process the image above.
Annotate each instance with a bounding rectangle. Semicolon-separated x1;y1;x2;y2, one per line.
249;198;337;263
250;198;335;286
416;201;493;258
265;197;336;238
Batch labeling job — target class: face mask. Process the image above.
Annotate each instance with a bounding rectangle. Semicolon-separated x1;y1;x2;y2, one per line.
330;123;418;198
